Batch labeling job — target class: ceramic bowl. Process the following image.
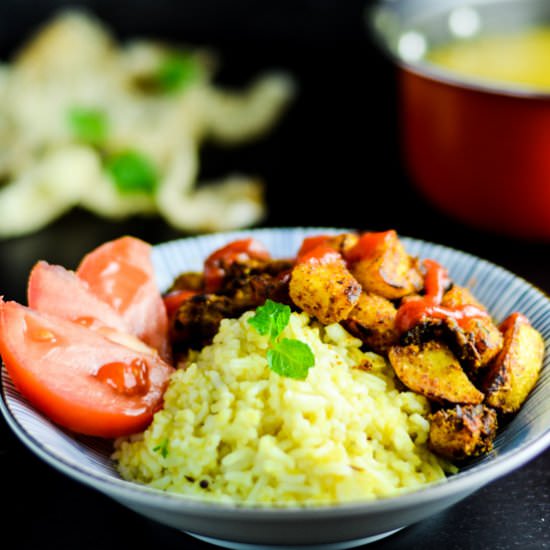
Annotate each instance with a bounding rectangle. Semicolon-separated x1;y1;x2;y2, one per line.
1;228;549;549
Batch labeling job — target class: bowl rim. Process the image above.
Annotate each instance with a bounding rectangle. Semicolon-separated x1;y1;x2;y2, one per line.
1;227;550;517
367;0;550;100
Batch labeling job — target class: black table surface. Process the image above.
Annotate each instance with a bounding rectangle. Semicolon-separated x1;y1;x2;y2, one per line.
0;1;548;549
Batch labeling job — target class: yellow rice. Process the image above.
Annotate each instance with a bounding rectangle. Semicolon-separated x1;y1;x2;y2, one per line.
114;311;451;504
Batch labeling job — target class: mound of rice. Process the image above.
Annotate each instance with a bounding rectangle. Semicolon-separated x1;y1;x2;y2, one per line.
114;311;451;504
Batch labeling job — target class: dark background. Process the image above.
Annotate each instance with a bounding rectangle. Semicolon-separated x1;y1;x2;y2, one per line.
0;1;548;548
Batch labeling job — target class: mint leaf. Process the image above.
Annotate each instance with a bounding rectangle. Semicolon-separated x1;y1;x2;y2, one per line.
153;438;169;458
267;338;315;380
248;299;291;342
67;107;108;145
106;150;158;194
156;53;201;93
249;301;315;380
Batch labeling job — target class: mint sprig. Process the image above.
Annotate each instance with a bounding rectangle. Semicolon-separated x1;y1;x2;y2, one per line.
248;299;290;340
248;300;315;380
268;339;315;380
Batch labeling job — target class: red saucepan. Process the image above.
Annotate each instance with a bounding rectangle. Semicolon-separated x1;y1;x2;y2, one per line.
369;0;550;239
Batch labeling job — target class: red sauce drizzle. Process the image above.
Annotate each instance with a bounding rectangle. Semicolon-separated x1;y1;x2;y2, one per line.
422;259;450;302
96;358;150;396
345;230;394;263
499;312;529;333
204;238;270;292
395;259;489;333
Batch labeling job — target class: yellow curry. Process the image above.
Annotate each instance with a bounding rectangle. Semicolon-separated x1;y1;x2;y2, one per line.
426;27;550;90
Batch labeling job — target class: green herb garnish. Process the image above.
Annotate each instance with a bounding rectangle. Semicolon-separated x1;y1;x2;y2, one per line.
248;300;315;380
155;52;201;93
268;338;315;380
67;107;108;145
248;299;291;341
153;438;169;458
106;150;158;195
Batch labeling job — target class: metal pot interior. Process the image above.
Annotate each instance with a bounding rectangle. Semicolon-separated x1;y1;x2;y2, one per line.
368;0;550;96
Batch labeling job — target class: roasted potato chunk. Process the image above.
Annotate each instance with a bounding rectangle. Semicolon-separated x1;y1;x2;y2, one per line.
441;286;482;309
429;404;498;460
441;286;502;368
344;292;398;353
446;316;503;370
327;233;359;256
289;255;361;325
402;286;503;370
349;230;422;300
482;313;544;413
388;341;484;404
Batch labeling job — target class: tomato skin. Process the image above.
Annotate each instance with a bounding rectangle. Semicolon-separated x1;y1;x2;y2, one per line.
0;300;174;438
28;261;130;333
203;238;270;292
76;236;171;362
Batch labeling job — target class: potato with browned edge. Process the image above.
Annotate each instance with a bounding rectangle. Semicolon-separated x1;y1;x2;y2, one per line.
327;233;359;257
441;286;503;369
428;404;498;461
289;253;361;325
344;292;398;353
482;313;544;413
388;341;484;404
349;230;422;300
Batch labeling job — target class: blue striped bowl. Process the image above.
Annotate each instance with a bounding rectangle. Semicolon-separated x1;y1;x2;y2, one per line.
1;228;549;549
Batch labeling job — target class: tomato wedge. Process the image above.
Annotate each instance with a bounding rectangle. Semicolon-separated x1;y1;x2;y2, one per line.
28;261;130;333
76;236;171;361
0;300;174;438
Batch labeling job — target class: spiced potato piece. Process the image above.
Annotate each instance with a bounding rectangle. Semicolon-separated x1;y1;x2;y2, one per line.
348;230;422;300
344;292;398;353
440;286;481;309
446;317;503;370
388;341;484;404
289;253;361;325
402;286;503;370
428;404;498;461
327;233;359;256
441;286;503;369
482;313;544;413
